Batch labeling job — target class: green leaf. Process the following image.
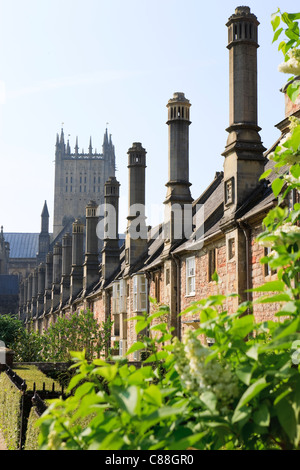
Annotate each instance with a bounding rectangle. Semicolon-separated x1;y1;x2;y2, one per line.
135;320;148;334
200;391;217;413
259;168;272;180
290;164;300;179
275;301;298;316
288;13;300;21
74;382;95;399
253;404;270;427
275;397;297;444
287;81;300;103
273;317;300;341
211;271;219;283
246;344;259;361
200;307;217;324
144;350;168;363
254;293;292;304
230;315;255;339
272;177;284;197
271;14;280;31
251;280;286;292
260;334;299;352
127;370;149;385
126;341;145;355
166;431;207;450
232;405;252;425
281;12;294;27
236;363;253;385
113;385;141;416
150;323;168;332
272;27;283;42
143;384;162;407
289;125;300;150
67;372;86;392
139;405;187;433
235;377;270;410
285;28;299;41
278;40;287;52
93;365;118;382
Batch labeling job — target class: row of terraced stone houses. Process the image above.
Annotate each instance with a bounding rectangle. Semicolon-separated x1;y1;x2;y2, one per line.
17;6;300;359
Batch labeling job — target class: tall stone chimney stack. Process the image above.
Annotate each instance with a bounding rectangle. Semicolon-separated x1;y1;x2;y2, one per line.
70;219;84;301
163;92;193;256
60;232;72;306
101;176;120;282
26;273;33;320
37;263;45;318
83;200;99;292
124;142;148;273
43;252;53;316
51;242;62;313
31;267;38;319
222;6;265;224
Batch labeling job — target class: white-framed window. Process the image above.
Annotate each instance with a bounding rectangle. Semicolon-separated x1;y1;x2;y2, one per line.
133;275;147;312
113;279;127;314
119;279;127;313
112;281;120;314
186;256;195;296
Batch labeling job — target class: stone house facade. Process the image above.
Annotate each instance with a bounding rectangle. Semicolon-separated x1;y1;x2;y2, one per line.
18;6;300;360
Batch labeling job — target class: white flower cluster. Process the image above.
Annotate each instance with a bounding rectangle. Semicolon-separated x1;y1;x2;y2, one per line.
289;116;300;129
283;173;300;185
173;329;239;414
172;337;198;391
268;132;292;162
259;222;300;249
278;48;300;75
274;222;300;237
268;116;300;164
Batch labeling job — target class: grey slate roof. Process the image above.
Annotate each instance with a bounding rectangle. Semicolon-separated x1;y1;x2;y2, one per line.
4;233;39;259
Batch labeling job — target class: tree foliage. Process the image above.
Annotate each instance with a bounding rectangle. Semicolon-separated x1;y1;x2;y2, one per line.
0;314;25;347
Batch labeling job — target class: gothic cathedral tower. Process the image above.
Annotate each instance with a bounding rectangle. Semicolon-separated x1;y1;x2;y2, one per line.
53;128;116;239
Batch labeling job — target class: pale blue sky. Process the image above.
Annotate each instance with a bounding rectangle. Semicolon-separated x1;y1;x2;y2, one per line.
0;0;298;234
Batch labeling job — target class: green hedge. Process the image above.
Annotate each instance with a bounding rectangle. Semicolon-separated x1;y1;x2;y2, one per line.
0;365;61;450
0;373;21;450
13;365;60;391
24;406;41;451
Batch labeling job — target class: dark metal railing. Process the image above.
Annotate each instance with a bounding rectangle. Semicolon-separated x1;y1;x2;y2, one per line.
2;364;65;450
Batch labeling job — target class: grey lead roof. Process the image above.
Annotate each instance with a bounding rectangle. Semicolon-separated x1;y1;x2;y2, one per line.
4;233;39;259
0;275;19;294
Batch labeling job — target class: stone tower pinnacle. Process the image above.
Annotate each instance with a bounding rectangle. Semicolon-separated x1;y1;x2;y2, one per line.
37;201;50;264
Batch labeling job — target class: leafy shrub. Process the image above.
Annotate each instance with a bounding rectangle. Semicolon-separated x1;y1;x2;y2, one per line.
0;314;25;347
39;310;113;362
